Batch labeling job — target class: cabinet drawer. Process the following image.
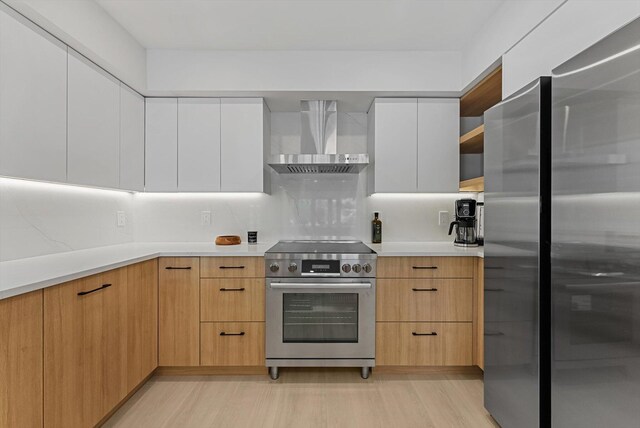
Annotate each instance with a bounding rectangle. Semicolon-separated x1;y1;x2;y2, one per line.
377;279;472;322
377;257;474;278
200;257;264;278
376;322;472;366
200;279;264;322
200;322;264;366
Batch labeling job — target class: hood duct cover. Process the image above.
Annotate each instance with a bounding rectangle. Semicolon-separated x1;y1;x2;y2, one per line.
268;100;369;174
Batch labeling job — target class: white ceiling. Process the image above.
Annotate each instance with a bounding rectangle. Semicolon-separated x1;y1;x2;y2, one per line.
97;0;505;51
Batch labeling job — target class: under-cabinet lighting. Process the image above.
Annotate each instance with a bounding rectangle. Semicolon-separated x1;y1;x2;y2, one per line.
369;193;475;198
0;176;135;196
134;192;266;200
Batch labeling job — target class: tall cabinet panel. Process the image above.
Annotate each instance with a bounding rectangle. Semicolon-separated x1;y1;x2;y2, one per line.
220;98;265;192
178;98;221;191
119;84;145;191
145;98;178;191
417;99;460;192
369;99;418;193
0;7;67;182
67;50;120;188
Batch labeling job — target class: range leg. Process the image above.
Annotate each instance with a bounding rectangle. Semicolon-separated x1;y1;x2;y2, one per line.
361;367;370;379
269;366;279;380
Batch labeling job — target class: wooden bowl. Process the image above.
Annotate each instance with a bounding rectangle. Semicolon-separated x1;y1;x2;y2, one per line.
215;235;242;246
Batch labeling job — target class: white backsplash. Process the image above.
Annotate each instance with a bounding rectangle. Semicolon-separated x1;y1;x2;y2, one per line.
0;178;134;261
0;112;467;262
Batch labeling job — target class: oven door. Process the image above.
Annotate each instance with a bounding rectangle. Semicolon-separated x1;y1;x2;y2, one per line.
266;277;376;359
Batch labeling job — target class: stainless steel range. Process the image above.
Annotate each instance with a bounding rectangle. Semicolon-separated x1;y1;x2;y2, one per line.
265;240;377;380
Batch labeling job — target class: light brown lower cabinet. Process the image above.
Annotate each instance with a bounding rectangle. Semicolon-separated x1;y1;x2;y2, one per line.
201;322;265;366
44;268;128;428
376;322;473;366
200;278;265;322
0;290;43;428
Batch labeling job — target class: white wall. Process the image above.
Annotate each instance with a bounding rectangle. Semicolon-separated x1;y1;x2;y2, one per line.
0;178;134;262
133;112;465;244
461;0;565;89
2;0;147;90
502;0;640;97
146;50;462;93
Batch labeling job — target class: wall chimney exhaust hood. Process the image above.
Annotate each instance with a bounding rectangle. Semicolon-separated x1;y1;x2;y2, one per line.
268;100;369;174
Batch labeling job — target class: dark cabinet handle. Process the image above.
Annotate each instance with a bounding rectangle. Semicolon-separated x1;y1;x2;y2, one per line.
165;266;192;270
78;283;112;296
220;332;245;336
485;288;504;292
219;266;245;269
484;331;505;336
412;332;437;336
219;287;245;292
412;266;438;270
412;288;438;292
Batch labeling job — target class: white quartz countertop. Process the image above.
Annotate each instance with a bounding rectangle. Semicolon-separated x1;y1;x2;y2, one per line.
0;241;483;300
368;242;484;258
0;242;274;300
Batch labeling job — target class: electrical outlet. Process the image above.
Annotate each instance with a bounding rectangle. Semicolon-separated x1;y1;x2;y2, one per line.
117;211;126;227
438;211;449;226
201;211;212;226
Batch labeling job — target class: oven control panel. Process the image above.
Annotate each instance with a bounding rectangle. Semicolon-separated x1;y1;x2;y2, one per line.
265;257;376;278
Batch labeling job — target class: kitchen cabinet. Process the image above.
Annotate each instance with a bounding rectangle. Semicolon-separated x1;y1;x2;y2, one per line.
178;98;221;191
377;256;474;279
67;49;120;189
201;322;265;366
158;257;200;366
145;98;178;191
201;256;265;278
0;290;43;428
119;84;145;191
220;98;270;192
44;269;128;428
126;259;158;390
417;99;459;192
368;98;459;193
201;278;265;322
0;7;67;183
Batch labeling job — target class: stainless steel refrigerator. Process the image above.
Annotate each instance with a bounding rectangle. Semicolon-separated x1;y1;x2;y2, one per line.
484;16;640;428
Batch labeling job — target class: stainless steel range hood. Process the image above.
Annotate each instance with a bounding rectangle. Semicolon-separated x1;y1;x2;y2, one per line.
268;100;369;174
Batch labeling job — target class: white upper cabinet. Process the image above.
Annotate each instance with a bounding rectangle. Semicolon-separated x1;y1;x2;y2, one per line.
119;84;145;191
368;98;459;194
417;99;460;192
67;50;120;188
369;99;418;193
178;98;221;191
0;8;67;183
220;98;269;192
145;98;178;192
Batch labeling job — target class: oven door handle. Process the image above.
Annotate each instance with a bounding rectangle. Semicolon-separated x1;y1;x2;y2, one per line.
269;282;372;290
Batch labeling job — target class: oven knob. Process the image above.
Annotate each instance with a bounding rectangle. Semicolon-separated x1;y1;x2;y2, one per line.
363;263;372;273
269;263;280;273
288;263;298;273
342;264;351;273
352;264;362;273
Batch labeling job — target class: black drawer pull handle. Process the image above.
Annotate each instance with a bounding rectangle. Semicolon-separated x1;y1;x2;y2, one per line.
412;332;437;336
220;332;245;336
484;331;505;337
165;266;192;270
412;288;438;292
412;266;438;270
78;283;111;296
219;266;245;269
485;288;504;292
219;287;245;292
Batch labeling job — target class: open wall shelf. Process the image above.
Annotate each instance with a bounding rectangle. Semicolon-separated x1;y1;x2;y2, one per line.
459;176;484;192
460;124;484;154
460;66;503;117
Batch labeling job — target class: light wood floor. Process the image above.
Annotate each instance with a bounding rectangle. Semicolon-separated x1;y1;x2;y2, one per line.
104;368;499;428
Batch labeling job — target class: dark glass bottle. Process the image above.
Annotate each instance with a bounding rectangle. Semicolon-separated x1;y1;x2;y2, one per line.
372;212;382;243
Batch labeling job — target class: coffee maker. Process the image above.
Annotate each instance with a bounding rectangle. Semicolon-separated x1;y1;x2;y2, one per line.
448;199;478;247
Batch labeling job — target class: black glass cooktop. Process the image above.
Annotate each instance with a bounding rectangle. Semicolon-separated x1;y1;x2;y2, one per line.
266;240;376;255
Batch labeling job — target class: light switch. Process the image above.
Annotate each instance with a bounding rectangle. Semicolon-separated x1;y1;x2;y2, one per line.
201;211;212;226
439;211;450;226
117;211;126;227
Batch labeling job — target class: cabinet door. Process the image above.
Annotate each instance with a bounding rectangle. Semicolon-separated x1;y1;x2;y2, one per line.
0;8;67;182
372;98;418;192
220;98;265;192
126;259;158;390
178;98;221;191
67;49;120;188
44;269;127;428
145;98;178;191
158;257;200;366
417;99;460;192
120;84;145;191
0;291;43;428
